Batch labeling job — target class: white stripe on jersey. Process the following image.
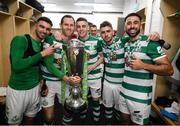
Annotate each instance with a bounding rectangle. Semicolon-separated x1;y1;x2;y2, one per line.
54;53;62;59
105;75;123;83
121;86;152;100
125;67;150;73
131;52;151;60
123;76;153;87
88;72;102;79
153;55;166;61
105;67;124;74
88;56;98;64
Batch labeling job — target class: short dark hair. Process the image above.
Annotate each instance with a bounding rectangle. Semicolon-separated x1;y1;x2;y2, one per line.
61;15;75;25
124;13;142;22
76;17;88;23
37;16;53;26
100;21;112;29
91;24;97;28
88;22;93;27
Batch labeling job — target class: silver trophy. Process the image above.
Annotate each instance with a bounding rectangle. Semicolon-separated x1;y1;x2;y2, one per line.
63;38;87;114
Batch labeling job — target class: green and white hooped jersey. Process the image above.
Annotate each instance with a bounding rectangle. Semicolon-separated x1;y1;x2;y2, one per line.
41;36;63;81
102;37;125;84
122;35;166;105
81;36;103;80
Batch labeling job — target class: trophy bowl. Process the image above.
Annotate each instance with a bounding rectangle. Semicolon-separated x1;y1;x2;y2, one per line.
63;38;87;114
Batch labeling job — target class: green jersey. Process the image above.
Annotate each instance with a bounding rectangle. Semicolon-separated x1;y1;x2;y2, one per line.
41;35;65;81
102;37;126;84
9;35;42;90
79;35;103;80
122;35;166;105
41;35;89;102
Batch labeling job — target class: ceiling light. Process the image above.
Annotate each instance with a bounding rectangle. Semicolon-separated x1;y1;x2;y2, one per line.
42;3;56;8
74;3;112;7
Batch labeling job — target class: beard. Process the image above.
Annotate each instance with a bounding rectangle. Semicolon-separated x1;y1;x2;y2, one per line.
105;37;113;45
36;30;46;40
126;28;140;38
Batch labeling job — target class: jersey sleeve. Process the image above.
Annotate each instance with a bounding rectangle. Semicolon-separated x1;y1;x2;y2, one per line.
10;35;42;72
121;36;130;46
43;36;65;79
97;40;103;53
147;41;166;61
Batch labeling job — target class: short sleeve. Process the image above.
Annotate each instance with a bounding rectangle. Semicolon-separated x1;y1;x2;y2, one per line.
147;41;166;61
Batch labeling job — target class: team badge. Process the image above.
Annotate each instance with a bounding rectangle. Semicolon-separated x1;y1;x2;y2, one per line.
110;52;117;61
56;58;62;65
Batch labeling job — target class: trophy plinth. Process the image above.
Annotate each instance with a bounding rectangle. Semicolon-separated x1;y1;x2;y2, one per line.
63;38;87;114
64;86;87;114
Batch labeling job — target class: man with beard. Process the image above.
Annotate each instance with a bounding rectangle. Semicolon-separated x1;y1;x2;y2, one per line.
40;15;81;125
6;17;57;125
75;17;104;124
120;13;174;125
100;20;167;124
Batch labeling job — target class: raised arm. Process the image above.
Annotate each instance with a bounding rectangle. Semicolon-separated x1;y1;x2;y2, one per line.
11;36;55;72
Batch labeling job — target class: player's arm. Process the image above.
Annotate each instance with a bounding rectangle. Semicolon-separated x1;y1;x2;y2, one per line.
130;42;174;76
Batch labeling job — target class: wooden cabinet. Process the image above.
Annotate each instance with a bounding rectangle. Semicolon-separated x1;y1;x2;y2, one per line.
0;0;42;86
0;12;14;87
152;1;180;125
154;0;180;99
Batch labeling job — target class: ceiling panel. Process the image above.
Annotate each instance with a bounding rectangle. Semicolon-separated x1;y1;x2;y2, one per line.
38;0;125;13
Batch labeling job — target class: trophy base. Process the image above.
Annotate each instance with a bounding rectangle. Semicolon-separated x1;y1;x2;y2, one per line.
64;101;87;114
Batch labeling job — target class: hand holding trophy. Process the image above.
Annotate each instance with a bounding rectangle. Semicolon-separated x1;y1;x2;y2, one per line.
63;36;87;114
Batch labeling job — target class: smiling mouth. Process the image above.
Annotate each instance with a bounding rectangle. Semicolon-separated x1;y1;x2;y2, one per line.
39;33;46;38
129;29;136;34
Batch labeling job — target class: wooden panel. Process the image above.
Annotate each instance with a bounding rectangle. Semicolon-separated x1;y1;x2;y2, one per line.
18;1;33;19
0;19;3;86
160;0;180;17
0;12;14;86
14;16;30;35
0;0;41;87
155;0;180;99
33;9;42;19
0;0;18;15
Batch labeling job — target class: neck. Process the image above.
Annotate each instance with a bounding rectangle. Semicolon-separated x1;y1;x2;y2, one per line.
62;34;70;42
79;34;89;41
31;31;41;42
130;34;141;41
106;38;113;45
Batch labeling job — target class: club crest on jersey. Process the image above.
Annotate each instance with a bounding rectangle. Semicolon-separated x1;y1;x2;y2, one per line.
157;46;164;54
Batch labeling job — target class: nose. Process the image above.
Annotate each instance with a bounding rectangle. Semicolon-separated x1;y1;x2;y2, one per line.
67;25;72;29
105;32;108;37
130;24;135;29
43;28;49;35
